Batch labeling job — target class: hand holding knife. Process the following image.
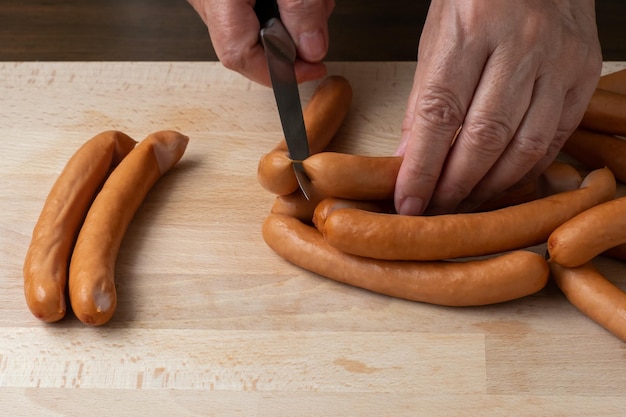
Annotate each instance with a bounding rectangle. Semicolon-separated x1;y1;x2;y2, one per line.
255;0;315;200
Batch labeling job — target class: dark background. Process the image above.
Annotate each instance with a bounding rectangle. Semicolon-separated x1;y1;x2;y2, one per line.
1;0;624;61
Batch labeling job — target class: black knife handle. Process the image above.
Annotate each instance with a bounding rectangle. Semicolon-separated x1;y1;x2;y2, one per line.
254;0;280;26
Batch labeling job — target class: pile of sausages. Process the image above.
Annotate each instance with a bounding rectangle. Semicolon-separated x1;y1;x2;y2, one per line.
23;130;189;326
259;70;626;343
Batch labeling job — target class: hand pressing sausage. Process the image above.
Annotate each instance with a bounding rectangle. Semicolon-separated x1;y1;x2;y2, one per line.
395;0;602;215
190;0;601;215
186;0;334;85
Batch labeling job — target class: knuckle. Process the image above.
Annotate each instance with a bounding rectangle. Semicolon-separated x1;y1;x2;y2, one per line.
218;48;246;72
415;86;465;129
550;127;574;151
400;154;440;187
520;11;551;44
461;112;515;158
411;166;440;188
507;133;552;167
437;180;473;205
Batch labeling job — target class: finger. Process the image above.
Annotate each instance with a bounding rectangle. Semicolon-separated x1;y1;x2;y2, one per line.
294;60;327;83
456;76;566;212
426;52;538;214
278;0;333;62
394;30;489;215
461;70;600;212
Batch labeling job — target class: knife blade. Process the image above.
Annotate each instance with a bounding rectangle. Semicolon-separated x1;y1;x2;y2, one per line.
256;3;314;200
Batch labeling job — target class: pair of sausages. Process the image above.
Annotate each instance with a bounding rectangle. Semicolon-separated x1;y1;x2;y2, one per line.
561;129;626;183
263;76;355;224
258;75;352;196
23;130;188;325
579;68;626;136
579;88;626;136
547;194;626;342
263;212;549;306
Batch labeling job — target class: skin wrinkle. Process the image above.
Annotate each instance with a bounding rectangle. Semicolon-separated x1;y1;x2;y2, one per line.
461;109;516;156
415;85;466;131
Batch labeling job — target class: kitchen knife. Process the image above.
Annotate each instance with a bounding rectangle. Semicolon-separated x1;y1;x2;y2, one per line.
255;0;314;200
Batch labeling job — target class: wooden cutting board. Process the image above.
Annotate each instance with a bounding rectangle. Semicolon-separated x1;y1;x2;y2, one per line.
1;61;626;416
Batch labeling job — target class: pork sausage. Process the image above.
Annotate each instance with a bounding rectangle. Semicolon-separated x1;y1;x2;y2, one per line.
23;131;137;322
550;261;626;342
579;88;626;136
318;168;616;261
561;129;626;183
548;196;626;267
68;130;188;326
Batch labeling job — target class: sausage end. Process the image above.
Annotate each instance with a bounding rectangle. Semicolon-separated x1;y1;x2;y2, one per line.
148;131;189;175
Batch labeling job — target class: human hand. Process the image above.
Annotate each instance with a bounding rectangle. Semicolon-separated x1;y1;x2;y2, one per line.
394;0;602;215
187;0;334;85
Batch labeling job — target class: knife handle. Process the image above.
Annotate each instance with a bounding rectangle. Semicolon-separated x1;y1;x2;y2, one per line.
255;0;280;26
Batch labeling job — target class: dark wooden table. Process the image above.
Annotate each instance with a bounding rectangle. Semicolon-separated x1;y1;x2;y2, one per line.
1;0;625;61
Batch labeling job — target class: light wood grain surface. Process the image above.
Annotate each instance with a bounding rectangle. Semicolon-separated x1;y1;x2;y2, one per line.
1;61;626;416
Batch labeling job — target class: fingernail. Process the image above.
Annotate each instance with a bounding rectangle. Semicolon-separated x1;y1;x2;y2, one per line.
298;30;326;62
398;196;424;216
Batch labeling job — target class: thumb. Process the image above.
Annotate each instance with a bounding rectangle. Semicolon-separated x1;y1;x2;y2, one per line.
277;0;334;62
